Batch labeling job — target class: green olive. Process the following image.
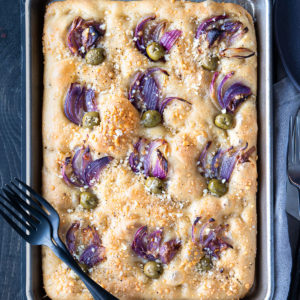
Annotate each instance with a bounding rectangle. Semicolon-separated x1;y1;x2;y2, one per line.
82;111;100;129
143;261;163;279
145;177;164;194
214;113;234;130
196;256;213;272
146;42;165;61
202;56;219;71
208;179;228;197
85;48;105;65
80;192;98;209
141;110;162;128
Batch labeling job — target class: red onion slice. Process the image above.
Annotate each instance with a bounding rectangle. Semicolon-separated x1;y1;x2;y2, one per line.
68;17;83;55
64;83;97;125
193;217;232;258
210;72;219;100
160;30;182;52
220;21;242;37
128;71;144;111
222;82;252;113
84;156;113;187
66;222;80;254
144;139;168;179
199;218;215;245
229;26;249;44
141;74;160;110
64;83;84;125
147;229;163;254
219;143;248;181
151;150;168;179
72;146;93;184
134;16;181;58
129;138;168;179
196;16;247;48
61;157;85;187
158;97;191;114
211;72;252;112
152;21;166;42
217;71;235;109
79;244;105;267
159;239;181;264
198;141;212;176
129;152;140;173
196;15;228;38
128;68;168;112
134;15;156;54
81;225;102;246
198;142;253;181
131;226;156;260
62;147;113;187
239;146;256;163
132;226;180;263
220;47;255;59
210;149;225;178
143;67;169;88
84;89;97;112
67;17;105;57
192;216;201;243
129;138;148;173
66;222;105;267
206;28;223;47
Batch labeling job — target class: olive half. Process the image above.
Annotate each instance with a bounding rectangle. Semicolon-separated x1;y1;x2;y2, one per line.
202;56;219;71
146;42;165;61
86;48;105;65
208;179;228;197
145;177;164;194
196;256;213;272
143;261;163;279
82;111;100;129
214;113;234;130
80;191;98;209
141;110;162;128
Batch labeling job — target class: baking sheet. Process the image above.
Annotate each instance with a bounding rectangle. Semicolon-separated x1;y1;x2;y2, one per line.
23;0;273;299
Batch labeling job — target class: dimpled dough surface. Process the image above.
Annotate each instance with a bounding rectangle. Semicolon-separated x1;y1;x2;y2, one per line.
42;0;257;299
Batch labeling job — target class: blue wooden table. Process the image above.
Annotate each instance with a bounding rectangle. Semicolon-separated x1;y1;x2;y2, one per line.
0;0;23;299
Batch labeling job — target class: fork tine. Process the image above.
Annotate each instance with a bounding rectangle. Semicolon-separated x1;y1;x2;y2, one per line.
0;208;28;240
10;182;48;218
14;179;57;215
0;197;33;231
2;187;42;226
0;192;39;228
288;116;294;165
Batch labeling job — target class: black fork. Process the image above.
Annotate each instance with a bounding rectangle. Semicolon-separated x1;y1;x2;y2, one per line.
0;178;117;300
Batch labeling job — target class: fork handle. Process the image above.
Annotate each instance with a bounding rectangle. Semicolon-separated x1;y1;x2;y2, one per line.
48;244;118;300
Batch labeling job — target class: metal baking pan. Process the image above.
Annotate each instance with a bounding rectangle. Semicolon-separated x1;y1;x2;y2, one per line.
22;0;273;299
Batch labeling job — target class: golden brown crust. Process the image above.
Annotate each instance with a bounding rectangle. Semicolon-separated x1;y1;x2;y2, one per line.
42;0;257;299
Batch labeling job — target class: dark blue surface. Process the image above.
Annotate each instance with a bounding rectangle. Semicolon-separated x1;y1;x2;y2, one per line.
0;0;24;299
274;0;300;91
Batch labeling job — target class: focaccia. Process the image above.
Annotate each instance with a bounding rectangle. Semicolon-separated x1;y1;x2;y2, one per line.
42;0;257;299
